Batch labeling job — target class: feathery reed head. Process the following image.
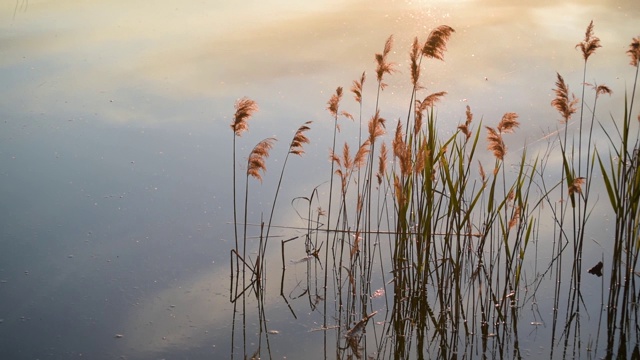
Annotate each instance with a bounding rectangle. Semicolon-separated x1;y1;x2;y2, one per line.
497;112;520;134
410;37;421;88
509;206;521;230
327;87;343;117
486;126;505;160
368;110;386;143
591;83;613;98
354;140;371;169
458;105;473;139
377;142;387;185
421;91;448;108
247;137;277;182
422;25;455;61
231;97;258;136
289;121;312;156
393;120;404;157
478;160;486;182
568;177;586;197
375;35;396;88
393;120;411;175
342;142;353;170
351;72;366;104
576;20;601;61
551;73;578;123
628;36;640;67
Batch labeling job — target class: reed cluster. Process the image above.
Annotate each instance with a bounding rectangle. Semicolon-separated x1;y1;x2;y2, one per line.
228;22;640;360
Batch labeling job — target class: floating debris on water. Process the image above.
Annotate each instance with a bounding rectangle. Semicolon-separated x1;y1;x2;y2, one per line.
371;288;385;299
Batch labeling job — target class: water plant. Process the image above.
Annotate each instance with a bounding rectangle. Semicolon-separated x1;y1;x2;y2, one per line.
228;22;640;360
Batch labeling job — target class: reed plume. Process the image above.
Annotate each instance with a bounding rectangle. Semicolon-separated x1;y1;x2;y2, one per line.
231;97;259;258
497;112;520;133
289;121;312;156
414;140;430;174
413;93;445;134
478;160;486;182
628;36;640;66
247;138;276;182
568;177;586;197
597;85;613;97
351;72;366;104
354;140;371;169
576;20;601;61
421;91;448;108
509;206;521;230
393;120;411;175
410;37;421;88
422;25;455;61
375;35;396;89
486;126;505;160
368;110;386;143
328;87;343;118
458;105;473;139
377;142;387;185
551;73;578;123
231;97;259;136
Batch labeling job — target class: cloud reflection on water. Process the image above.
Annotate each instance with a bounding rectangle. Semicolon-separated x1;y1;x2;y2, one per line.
1;0;639;358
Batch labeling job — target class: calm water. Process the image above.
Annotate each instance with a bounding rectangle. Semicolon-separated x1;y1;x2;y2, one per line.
1;0;639;359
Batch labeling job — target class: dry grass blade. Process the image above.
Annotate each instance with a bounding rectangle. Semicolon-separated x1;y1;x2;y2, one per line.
627;36;640;67
327;87;343;117
289;121;312;156
351;72;366;104
247;137;277;182
422;25;455;61
231;97;258;136
486;126;505;160
497;112;520;134
575;20;601;61
551;73;578;123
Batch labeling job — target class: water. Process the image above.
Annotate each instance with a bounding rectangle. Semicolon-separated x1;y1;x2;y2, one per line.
1;1;639;359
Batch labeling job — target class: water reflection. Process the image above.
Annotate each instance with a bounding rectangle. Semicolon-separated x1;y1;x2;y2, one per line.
1;0;640;359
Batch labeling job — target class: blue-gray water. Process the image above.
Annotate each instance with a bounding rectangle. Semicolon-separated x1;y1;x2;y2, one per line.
1;0;639;358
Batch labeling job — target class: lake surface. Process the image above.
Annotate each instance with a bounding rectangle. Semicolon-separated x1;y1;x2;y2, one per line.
1;0;640;359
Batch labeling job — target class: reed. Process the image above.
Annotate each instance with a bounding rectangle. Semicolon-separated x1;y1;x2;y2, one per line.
227;22;640;360
596;34;640;359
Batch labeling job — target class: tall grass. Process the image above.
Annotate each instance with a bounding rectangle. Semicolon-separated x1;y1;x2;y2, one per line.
228;23;640;360
597;35;640;359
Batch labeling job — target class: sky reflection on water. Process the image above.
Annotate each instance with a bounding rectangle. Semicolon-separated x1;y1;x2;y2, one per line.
1;0;639;358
